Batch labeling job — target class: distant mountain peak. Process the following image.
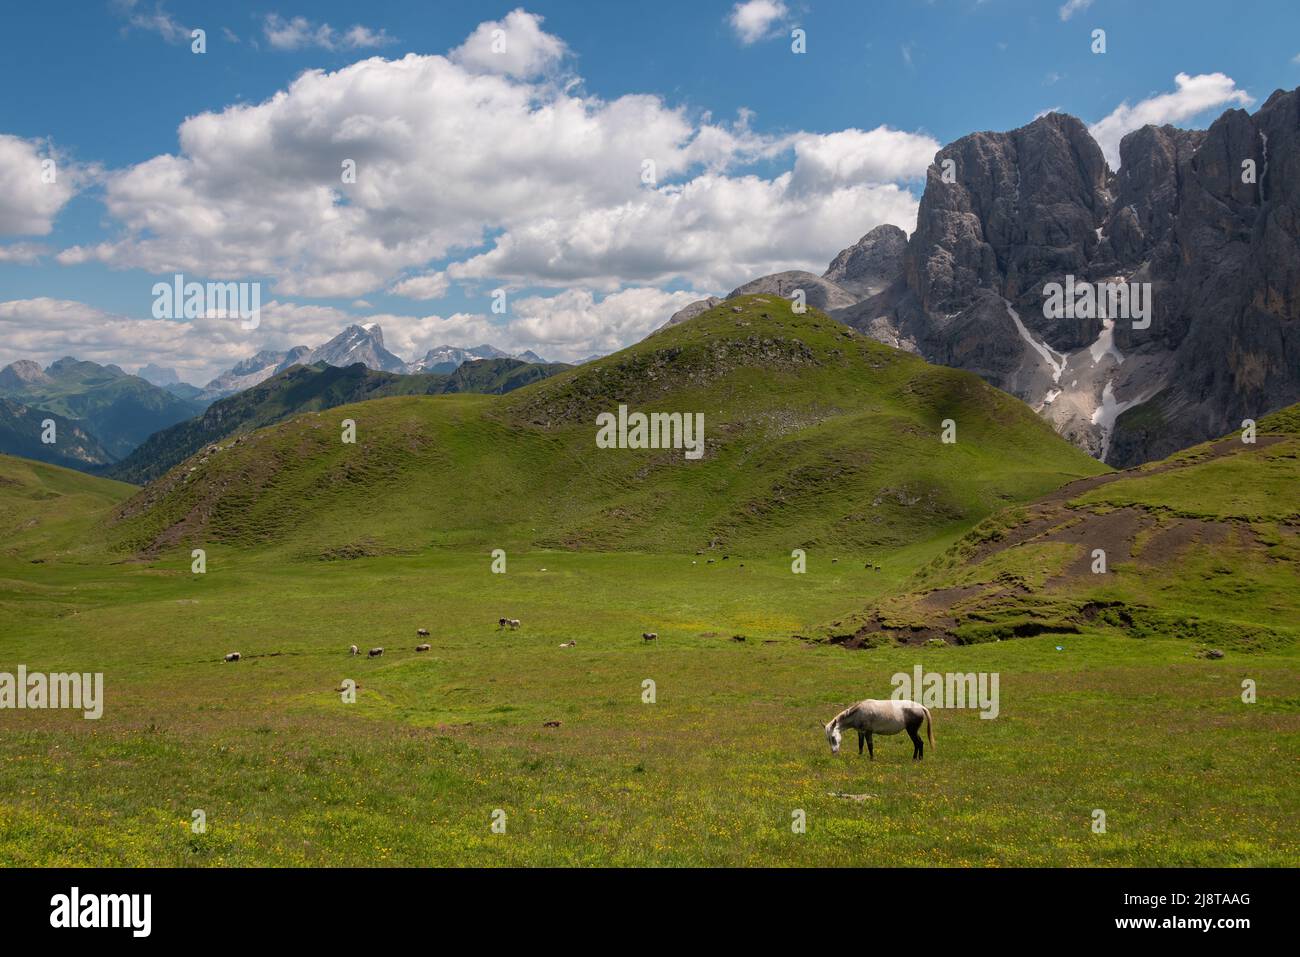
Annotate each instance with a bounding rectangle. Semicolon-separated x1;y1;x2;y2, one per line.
405;342;545;374
137;363;181;387
0;359;51;390
306;323;405;373
822;224;908;298
201;325;548;399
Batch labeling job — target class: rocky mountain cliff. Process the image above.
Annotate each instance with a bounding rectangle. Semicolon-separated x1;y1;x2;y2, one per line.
655;89;1298;466
304;323;407;374
201;346;311;399
835;90;1300;466
200;325;405;400
822;224;908;298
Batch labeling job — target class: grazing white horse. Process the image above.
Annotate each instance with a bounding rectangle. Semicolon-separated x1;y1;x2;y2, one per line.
825;699;934;760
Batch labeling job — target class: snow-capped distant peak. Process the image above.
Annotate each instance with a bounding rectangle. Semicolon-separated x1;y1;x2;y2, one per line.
404;342;546;374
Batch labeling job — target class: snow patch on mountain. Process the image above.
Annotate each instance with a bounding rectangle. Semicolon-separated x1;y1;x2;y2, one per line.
1005;300;1066;384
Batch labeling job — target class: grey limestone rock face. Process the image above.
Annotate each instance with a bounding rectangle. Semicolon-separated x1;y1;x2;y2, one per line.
838;94;1300;467
822;224;909;299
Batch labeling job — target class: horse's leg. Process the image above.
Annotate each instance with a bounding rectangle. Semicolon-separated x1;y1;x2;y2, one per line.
866;732;873;760
858;731;865;755
906;717;923;760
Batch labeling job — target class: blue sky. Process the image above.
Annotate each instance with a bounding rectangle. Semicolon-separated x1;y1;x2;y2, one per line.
1;0;1297;382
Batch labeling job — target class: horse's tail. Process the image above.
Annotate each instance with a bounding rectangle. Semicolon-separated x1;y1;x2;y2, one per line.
924;706;934;748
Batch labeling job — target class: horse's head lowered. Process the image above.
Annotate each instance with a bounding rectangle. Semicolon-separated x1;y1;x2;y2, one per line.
824;718;842;754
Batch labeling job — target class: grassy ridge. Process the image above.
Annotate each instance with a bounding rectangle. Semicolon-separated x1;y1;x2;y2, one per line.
0;455;134;558
106;358;571;485
106;296;1106;559
817;405;1300;651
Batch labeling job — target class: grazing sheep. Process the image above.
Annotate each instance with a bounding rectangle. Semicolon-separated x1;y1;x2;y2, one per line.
349;644;359;656
507;618;521;630
368;647;384;658
559;640;577;648
642;632;658;642
415;643;431;652
543;720;562;728
417;628;430;637
223;652;240;662
497;617;508;629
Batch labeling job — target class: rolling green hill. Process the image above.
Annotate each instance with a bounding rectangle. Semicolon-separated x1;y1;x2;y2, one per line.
811;404;1300;651
105;357;572;485
106;296;1107;558
0;453;134;558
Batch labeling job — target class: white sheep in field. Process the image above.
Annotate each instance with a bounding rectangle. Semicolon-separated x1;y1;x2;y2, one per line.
417;628;430;637
349;644;359;656
498;618;520;630
415;643;431;652
224;652;241;662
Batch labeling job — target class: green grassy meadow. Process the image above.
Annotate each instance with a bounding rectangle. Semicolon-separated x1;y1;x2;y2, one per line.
2;536;1295;866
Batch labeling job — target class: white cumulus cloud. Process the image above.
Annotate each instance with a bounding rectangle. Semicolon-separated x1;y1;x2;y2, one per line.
508;287;709;359
1058;0;1094;22
0;135;85;236
389;272;450;300
25;9;947;373
262;14;394;51
64;10;930;299
1089;72;1254;169
112;0;192;44
0;285;717;381
450;7;567;77
728;1;789;45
